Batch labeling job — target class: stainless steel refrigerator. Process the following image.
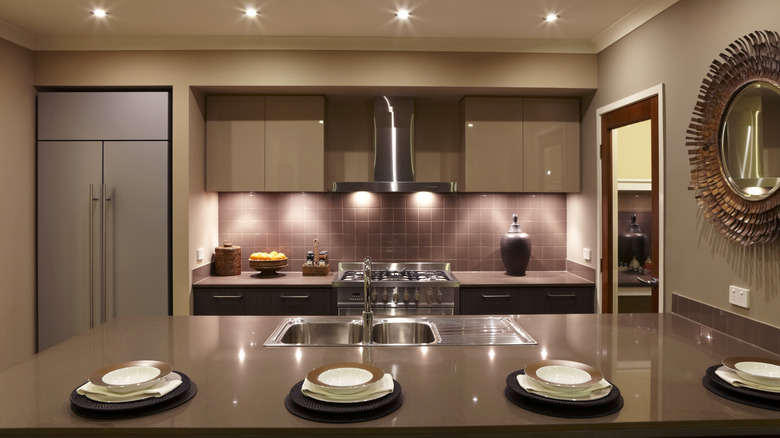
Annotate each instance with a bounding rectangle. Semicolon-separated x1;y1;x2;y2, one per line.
37;91;171;351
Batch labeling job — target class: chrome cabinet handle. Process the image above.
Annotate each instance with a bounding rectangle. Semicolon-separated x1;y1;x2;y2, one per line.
89;184;98;329
546;293;576;298
101;184;108;324
480;294;511;299
280;295;311;300
637;277;659;286
213;295;244;299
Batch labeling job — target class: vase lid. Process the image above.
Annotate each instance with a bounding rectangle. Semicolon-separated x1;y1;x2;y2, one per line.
507;214;523;233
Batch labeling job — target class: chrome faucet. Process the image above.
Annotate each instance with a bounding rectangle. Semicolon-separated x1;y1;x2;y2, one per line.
362;256;373;344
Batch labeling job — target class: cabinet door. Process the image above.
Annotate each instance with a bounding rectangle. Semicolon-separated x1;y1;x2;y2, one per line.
38;91;169;141
206;96;265;191
461;97;524;192
523;98;580;192
460;289;525;315
256;288;332;315
265;96;325;192
529;287;594;314
460;287;594;315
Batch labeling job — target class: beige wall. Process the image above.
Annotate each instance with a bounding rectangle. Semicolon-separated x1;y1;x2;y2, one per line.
572;0;780;323
32;49;597;315
0;39;35;369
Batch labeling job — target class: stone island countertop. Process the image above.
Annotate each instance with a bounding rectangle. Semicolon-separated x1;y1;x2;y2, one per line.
3;313;780;437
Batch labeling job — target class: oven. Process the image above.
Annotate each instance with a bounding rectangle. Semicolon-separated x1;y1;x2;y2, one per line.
333;262;459;316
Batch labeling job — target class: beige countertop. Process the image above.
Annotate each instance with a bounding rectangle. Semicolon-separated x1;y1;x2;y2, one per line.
3;313;780;437
194;271;592;288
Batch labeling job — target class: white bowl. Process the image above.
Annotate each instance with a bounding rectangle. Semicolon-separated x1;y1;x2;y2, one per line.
306;362;384;395
525;359;603;393
89;360;173;394
723;356;780;387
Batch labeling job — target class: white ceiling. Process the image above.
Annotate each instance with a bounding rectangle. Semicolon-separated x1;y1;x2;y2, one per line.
0;0;677;53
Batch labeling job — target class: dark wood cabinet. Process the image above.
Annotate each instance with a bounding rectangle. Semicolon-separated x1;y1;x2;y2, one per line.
193;287;332;315
460;286;594;315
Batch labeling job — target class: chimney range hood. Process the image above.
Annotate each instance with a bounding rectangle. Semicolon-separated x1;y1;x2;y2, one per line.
332;96;457;193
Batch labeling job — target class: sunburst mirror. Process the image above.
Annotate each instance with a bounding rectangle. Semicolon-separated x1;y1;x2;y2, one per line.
687;30;780;246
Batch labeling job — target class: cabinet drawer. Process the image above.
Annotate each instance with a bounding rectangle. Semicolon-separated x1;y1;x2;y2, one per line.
193;287;333;315
460;287;594;315
193;290;256;315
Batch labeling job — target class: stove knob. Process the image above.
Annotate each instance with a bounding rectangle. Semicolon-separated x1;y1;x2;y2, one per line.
436;288;443;303
426;288;433;304
392;289;398;303
382;289;389;302
413;290;420;302
403;288;410;302
370;290;378;302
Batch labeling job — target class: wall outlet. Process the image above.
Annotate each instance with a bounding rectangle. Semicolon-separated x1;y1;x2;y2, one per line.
729;285;750;308
583;248;592;261
196;248;205;262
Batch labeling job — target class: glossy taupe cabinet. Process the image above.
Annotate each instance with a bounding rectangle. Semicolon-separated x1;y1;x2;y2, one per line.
206;95;325;192
460;97;580;192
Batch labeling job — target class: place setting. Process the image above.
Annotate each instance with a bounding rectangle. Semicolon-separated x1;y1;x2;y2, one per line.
504;359;623;418
285;362;403;423
702;356;780;410
69;360;197;419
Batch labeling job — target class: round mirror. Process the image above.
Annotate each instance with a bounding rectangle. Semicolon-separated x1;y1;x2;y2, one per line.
720;81;780;200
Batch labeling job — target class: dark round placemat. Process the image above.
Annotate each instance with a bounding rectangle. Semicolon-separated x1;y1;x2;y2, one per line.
703;364;780;411
285;379;403;423
505;369;623;418
70;371;197;419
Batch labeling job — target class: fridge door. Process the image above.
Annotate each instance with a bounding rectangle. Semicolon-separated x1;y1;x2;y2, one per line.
103;141;170;320
37;141;103;351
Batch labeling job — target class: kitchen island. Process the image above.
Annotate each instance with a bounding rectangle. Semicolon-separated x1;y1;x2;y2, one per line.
3;313;780;437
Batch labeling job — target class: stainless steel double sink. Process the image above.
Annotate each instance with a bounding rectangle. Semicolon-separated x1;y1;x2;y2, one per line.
264;316;537;346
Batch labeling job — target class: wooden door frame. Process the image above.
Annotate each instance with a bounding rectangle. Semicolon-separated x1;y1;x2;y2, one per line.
596;85;665;313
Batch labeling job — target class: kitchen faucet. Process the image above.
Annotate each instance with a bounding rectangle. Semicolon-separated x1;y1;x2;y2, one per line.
362;256;373;344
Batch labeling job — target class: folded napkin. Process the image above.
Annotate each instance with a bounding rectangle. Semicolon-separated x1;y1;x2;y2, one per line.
517;373;612;399
716;366;780;393
77;372;182;403
302;373;394;402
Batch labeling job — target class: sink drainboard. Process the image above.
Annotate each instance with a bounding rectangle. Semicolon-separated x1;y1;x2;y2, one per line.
430;316;536;345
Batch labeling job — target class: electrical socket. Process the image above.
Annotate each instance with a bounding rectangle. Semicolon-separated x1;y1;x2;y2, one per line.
729;285;750;308
583;248;592;261
196;248;205;262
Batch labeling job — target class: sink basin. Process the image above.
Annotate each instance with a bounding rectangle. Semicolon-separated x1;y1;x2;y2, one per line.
264;317;440;346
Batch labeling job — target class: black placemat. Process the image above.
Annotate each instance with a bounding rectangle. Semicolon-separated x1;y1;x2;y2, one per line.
285;379;403;423
70;371;197;419
504;370;623;418
702;364;780;411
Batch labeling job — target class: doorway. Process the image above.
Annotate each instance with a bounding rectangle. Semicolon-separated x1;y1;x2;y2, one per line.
597;86;664;313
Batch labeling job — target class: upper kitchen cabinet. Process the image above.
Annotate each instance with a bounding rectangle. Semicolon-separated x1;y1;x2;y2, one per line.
461;97;524;192
522;98;580;192
206;95;325;192
38;91;169;141
460;97;580;192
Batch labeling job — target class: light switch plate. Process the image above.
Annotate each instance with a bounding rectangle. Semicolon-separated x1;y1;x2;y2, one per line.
583;248;592;261
197;248;205;262
729;285;750;308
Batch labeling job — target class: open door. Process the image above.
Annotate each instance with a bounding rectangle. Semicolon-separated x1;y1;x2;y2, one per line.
599;92;662;313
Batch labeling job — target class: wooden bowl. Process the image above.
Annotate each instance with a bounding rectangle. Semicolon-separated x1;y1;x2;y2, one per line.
249;259;287;274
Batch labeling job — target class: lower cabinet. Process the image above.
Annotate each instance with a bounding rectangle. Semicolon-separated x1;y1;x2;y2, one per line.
193;287;332;315
460;287;594;315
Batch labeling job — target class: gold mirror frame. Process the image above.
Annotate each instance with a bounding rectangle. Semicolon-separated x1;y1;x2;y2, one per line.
687;30;780;246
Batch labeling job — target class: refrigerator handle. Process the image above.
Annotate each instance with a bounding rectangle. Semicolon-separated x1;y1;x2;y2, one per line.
101;184;110;325
89;184;98;329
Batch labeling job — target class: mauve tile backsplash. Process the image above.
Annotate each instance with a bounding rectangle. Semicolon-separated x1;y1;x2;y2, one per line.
218;192;566;272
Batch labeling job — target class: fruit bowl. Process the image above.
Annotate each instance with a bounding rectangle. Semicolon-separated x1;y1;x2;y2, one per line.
249;259;288;274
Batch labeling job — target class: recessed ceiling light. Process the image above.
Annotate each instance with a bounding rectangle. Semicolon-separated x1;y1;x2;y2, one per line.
544;13;559;23
245;8;259;17
91;8;108;17
396;9;411;20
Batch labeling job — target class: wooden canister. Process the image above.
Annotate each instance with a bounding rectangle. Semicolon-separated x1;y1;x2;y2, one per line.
214;242;241;276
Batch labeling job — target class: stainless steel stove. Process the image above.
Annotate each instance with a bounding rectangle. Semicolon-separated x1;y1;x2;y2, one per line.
333;262;460;316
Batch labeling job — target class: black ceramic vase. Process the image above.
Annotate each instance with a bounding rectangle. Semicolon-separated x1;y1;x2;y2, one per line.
500;214;532;276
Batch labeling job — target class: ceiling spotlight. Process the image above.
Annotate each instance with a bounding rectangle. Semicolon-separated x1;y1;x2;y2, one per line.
91;8;108;17
544;14;559;23
396;9;411;19
245;8;259;17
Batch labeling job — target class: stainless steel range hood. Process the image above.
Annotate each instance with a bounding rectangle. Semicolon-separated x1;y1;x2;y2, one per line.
332;96;457;193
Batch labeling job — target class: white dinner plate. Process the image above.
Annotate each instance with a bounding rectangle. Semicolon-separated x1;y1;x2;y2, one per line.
524;359;603;393
305;362;384;395
517;374;611;401
723;356;780;387
88;360;173;394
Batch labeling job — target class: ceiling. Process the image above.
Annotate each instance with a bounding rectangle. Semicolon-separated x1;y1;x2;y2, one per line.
0;0;677;53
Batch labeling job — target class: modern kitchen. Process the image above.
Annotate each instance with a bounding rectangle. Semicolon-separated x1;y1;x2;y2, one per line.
2;0;780;436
